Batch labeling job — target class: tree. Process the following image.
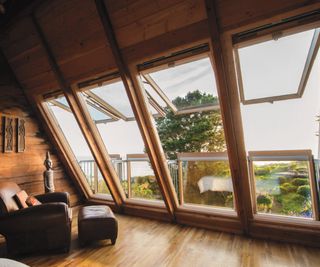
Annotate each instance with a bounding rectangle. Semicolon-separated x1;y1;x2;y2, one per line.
155;90;226;159
154;90;231;207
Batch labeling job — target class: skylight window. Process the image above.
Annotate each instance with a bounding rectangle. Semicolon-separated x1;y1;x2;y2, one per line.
236;28;320;104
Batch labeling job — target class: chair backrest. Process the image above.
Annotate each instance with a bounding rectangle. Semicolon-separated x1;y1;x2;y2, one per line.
0;182;21;214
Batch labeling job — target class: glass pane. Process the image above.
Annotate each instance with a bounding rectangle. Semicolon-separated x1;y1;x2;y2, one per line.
81;81;163;202
238;30;314;100
183;160;234;208
130;161;162;200
141;56;234;210
91;81;134;118
148;57;219;110
47;96;110;196
252;160;313;218
86;102;111;122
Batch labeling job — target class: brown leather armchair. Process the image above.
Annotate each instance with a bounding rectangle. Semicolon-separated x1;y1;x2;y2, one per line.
0;182;72;256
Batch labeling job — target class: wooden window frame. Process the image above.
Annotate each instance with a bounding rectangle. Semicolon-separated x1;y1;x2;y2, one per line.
234;21;320;105
75;76;170;209
136;48;240;218
43;95;115;202
248;150;319;221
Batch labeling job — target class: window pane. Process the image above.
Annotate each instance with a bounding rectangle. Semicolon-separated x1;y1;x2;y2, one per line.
183;160;233;208
141;56;234;210
238;30;314;101
130;161;162;200
148;58;220;110
252;160;313;218
81;81;163;202
47;96;110;196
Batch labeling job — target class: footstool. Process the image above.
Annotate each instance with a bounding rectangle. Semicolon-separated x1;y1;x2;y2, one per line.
78;205;118;246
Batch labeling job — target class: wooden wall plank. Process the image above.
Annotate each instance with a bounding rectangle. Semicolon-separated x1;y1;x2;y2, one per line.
215;0;319;32
106;0;207;48
0;54;83;207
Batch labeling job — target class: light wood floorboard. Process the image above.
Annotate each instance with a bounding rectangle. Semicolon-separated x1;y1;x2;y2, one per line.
4;208;320;267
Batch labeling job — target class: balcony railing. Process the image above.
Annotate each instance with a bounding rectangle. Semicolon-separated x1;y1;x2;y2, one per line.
79;152;233;209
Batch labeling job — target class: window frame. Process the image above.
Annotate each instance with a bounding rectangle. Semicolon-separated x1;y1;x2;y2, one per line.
248;150;319;221
136;47;239;216
234;24;320;105
40;95;114;201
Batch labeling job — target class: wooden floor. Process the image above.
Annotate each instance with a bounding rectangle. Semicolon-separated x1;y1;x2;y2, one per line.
3;209;320;267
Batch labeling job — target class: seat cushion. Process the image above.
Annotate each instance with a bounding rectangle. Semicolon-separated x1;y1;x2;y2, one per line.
25;196;42;207
78;205;118;244
78;205;115;221
0;182;22;213
14;190;29;209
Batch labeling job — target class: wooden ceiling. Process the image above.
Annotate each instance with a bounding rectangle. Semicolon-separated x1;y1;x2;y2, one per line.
0;0;316;97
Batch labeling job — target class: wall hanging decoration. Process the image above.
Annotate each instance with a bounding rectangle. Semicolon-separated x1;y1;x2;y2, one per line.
1;115;26;153
16;118;26;152
3;116;14;153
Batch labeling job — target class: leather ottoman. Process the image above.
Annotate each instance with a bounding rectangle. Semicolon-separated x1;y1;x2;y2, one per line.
78;205;118;246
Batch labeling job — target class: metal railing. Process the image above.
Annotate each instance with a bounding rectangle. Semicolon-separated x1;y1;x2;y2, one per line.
78;152;230;204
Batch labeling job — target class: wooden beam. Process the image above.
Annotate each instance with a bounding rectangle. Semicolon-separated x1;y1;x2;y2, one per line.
31;13;126;208
205;0;253;234
94;0;179;219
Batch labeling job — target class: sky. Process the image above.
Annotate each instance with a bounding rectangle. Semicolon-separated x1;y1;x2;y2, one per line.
48;27;320;178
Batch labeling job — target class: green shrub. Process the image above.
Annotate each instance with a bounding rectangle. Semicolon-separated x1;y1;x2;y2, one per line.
280;183;297;193
292;178;309;187
257;194;273;212
280;193;306;216
132;182;154;199
297;185;311;198
279;176;288;184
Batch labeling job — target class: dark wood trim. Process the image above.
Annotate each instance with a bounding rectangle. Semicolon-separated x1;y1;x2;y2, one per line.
31;13;126;208
94;0;179;219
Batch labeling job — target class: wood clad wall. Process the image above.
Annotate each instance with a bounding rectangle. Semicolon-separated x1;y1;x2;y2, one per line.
0;55;83;207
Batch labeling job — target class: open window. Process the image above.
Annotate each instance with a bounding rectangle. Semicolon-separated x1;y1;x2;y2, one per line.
138;47;235;211
78;78;164;203
235;28;320;105
45;95;111;197
234;22;320;220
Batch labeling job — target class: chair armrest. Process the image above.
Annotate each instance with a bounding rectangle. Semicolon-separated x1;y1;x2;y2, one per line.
0;203;70;234
35;192;70;206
